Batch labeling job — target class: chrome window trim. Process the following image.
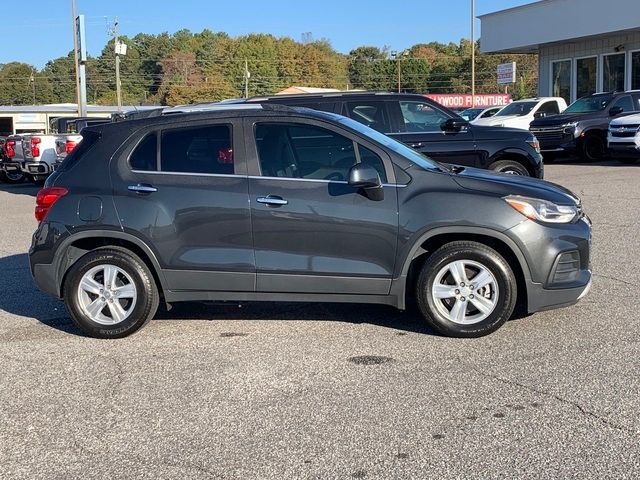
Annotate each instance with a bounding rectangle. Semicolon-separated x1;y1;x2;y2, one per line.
130;170;241;178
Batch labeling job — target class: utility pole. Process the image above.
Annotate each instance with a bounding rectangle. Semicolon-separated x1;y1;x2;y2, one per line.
243;59;250;98
30;69;36;104
114;17;122;111
71;0;81;115
397;55;401;93
471;0;476;107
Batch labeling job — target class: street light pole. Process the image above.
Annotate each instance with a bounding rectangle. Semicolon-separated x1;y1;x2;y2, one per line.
71;0;81;115
471;0;476;108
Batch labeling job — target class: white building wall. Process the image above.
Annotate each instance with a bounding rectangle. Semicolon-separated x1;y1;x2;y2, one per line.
538;30;640;100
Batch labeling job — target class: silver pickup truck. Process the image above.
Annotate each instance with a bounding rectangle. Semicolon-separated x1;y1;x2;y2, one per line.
0;135;28;183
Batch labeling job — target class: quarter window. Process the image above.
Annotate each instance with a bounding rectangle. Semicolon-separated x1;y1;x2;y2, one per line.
129;133;157;171
255;123;387;182
160;125;233;174
399;101;450;132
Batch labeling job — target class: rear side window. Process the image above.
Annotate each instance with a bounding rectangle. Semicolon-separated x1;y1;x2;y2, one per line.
160;125;233;175
130;133;157;171
60;129;101;170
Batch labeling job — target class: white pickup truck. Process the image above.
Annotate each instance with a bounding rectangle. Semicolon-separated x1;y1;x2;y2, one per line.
608;113;640;164
472;97;567;130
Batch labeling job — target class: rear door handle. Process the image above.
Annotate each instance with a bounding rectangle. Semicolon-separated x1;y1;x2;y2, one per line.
128;184;158;193
256;196;288;206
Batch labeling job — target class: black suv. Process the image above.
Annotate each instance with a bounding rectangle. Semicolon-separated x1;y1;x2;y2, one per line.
530;91;640;160
30;104;591;339
233;92;543;177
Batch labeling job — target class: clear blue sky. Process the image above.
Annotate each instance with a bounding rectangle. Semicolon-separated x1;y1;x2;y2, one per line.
3;0;531;69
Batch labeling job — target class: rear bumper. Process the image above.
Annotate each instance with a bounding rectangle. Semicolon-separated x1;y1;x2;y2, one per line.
1;161;23;172
31;262;60;298
23;162;50;175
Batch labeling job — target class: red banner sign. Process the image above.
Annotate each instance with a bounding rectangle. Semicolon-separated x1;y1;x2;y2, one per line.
426;94;512;109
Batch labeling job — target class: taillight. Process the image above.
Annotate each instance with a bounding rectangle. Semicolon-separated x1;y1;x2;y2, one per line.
5;140;15;158
35;187;68;223
65;140;77;154
31;137;41;157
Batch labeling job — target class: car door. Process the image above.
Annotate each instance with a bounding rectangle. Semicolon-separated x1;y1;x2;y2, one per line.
244;116;399;295
111;119;255;292
386;99;479;167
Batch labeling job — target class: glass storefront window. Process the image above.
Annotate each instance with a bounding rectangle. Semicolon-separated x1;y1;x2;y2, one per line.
631;51;640;91
576;57;597;99
603;53;625;92
552;60;571;104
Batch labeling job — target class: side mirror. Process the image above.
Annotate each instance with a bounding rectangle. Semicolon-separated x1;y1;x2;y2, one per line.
609;106;624;116
348;163;382;189
441;118;468;132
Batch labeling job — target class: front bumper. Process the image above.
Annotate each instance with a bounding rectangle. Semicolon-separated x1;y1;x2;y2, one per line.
608;142;640;158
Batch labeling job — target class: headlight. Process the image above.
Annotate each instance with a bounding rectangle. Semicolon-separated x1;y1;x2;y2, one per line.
504;195;579;224
561;122;578;135
526;135;541;153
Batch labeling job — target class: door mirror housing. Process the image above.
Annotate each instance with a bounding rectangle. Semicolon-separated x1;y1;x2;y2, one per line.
609;106;624;116
348;163;382;189
441;118;469;132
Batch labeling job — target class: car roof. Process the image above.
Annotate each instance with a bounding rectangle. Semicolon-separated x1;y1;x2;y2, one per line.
241;91;429;103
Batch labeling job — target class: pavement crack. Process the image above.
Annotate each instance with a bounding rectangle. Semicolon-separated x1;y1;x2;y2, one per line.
471;368;636;435
593;273;634;288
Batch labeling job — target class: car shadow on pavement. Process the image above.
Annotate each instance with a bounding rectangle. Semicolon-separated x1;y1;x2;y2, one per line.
549;157;640;167
1;252;531;338
0;182;40;197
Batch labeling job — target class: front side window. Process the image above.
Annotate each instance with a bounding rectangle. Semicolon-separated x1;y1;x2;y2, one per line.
160;125;233;175
611;95;634;113
603;53;625;92
399;101;450;132
552;60;572;104
130;133;157;171
255;123;387;182
537;101;560;116
495;102;537;117
576;57;597;99
345;101;391;133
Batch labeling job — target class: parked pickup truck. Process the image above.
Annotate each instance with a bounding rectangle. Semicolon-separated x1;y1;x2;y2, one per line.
473;97;567;130
0;135;28;183
608;112;640;164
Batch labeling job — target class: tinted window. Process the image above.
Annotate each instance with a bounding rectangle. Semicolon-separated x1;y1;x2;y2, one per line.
537;101;560;115
496;102;537;117
160;125;233;174
130;133;157;171
399;101;450;132
345;101;391;133
255;123;386;182
611;95;634;113
565;95;613;113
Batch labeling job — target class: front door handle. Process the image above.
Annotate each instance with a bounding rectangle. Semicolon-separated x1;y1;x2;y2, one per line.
256;195;288;206
128;184;158;194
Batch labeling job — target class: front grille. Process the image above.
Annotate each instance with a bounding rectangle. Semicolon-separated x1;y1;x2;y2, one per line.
530;127;573;146
550;251;580;285
609;124;640;138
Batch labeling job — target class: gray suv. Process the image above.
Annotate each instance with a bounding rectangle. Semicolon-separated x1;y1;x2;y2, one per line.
29;104;592;339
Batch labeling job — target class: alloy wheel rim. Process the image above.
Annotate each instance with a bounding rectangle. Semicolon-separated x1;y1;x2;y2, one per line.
77;264;137;325
431;260;499;325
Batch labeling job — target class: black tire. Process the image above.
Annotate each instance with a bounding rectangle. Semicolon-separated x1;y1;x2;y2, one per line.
63;248;159;338
489;159;530;176
579;134;605;161
416;241;517;338
0;170;26;184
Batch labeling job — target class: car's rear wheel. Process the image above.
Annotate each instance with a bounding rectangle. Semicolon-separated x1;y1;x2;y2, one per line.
416;241;517;337
489;159;530;176
579;134;605;161
63;249;159;338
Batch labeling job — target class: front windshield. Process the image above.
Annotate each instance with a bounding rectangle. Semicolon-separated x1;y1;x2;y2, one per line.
564;95;614;113
461;108;483;121
332;114;443;172
495;101;537;117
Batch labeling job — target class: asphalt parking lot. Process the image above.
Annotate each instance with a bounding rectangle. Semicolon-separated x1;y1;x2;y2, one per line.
1;161;639;479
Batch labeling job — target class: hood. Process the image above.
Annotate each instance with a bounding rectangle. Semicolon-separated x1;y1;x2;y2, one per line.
450;166;580;205
473;115;521;126
610;112;640;126
530;112;600;127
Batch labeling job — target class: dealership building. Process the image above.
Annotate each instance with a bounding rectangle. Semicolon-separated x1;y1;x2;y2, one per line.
480;0;640;103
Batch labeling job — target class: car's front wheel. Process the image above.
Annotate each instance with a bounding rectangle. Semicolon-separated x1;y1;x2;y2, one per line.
489;159;530;176
63;248;159;338
416;241;517;337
